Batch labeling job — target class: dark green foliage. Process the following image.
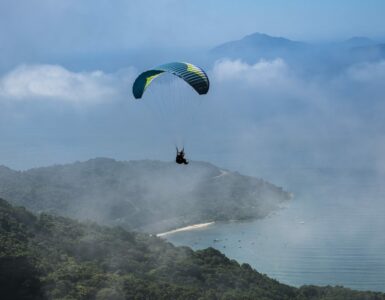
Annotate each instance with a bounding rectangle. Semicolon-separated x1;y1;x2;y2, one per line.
1;199;384;300
0;256;44;300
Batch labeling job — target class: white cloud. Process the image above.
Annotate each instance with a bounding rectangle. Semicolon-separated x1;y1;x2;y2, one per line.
345;60;385;82
0;64;134;104
210;58;328;113
212;58;290;85
210;58;314;103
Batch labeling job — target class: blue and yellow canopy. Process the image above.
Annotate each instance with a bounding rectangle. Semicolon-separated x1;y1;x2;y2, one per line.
132;62;209;99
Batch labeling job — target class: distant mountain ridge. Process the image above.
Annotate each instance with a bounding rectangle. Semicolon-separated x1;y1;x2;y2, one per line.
211;32;309;63
0;158;291;233
213;32;306;51
210;32;385;71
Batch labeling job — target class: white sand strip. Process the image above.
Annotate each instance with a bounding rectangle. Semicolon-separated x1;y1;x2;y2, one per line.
212;169;229;179
156;221;215;237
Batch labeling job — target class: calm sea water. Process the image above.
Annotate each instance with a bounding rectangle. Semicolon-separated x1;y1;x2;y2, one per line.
165;168;385;292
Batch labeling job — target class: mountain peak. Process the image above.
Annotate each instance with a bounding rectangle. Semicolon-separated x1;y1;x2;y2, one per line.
211;32;307;63
223;32;303;47
242;32;295;43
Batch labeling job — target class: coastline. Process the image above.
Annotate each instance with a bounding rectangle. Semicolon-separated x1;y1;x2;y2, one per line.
156;221;215;237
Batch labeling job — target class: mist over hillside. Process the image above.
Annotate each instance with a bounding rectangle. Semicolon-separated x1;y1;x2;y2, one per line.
0;158;290;233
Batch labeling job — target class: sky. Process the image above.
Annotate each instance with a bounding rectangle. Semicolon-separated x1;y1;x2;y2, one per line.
1;0;385;71
1;0;385;174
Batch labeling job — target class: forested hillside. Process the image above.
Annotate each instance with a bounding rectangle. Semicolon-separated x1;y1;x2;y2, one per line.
1;199;384;300
0;158;290;233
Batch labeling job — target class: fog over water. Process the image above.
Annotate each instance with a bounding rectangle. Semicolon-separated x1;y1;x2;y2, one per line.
166;167;385;292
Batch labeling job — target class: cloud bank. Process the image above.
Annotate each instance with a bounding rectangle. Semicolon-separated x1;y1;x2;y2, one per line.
0;64;135;104
213;58;289;84
1;58;385;175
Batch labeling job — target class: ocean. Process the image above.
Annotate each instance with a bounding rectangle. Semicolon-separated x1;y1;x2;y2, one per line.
165;167;385;292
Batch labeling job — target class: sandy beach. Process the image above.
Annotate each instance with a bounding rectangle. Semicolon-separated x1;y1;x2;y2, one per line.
156;221;215;237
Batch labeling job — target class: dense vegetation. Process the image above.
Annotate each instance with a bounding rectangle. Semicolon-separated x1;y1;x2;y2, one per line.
0;158;290;233
1;199;384;300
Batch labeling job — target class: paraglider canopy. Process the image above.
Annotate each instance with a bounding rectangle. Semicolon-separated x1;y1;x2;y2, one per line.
132;62;209;99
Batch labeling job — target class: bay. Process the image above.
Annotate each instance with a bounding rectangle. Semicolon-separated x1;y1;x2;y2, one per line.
165;167;385;292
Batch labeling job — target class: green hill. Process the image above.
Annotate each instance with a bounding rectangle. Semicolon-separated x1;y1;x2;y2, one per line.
1;199;384;300
0;158;291;233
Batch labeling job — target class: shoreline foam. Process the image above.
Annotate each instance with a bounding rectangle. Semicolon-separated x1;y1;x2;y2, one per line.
156;221;215;237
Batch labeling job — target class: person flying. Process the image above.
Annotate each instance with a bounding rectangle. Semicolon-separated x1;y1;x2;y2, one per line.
132;62;209;164
176;147;189;165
